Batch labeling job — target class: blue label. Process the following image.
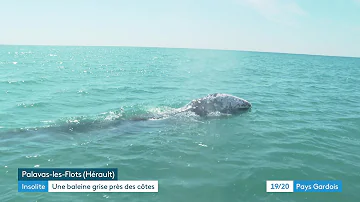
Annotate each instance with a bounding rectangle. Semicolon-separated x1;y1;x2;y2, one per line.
18;181;48;192
293;180;342;192
18;168;118;181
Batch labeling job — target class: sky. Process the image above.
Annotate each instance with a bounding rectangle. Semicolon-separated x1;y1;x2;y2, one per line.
0;0;359;57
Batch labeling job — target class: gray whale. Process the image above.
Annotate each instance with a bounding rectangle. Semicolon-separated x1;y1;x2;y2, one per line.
175;93;252;116
131;93;252;120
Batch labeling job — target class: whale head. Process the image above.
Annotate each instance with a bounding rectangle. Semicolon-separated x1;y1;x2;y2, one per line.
229;96;251;109
212;93;252;112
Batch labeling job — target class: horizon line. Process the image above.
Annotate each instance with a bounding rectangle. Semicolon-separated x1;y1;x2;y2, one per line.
1;43;359;59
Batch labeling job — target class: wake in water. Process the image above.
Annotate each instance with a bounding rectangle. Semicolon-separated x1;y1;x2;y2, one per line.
2;106;196;135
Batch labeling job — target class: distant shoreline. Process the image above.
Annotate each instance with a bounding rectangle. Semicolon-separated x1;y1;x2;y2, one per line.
1;43;359;59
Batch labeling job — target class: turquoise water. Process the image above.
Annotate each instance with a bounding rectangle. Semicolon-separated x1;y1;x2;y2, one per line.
0;45;359;202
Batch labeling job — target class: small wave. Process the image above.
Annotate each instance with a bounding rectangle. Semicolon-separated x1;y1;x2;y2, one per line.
0;78;50;85
88;86;156;95
16;102;46;108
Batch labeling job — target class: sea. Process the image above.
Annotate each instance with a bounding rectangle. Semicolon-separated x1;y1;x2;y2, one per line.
0;45;359;202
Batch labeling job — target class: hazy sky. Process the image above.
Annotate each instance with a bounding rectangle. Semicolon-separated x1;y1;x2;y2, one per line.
1;0;360;57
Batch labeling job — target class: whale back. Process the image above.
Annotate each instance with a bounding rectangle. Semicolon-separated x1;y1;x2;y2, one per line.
184;93;251;116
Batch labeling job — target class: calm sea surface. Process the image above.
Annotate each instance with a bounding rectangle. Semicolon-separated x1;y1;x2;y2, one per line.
0;45;359;202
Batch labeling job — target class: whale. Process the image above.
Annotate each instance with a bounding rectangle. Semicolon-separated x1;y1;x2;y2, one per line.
130;93;252;121
175;93;252;117
4;93;252;134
